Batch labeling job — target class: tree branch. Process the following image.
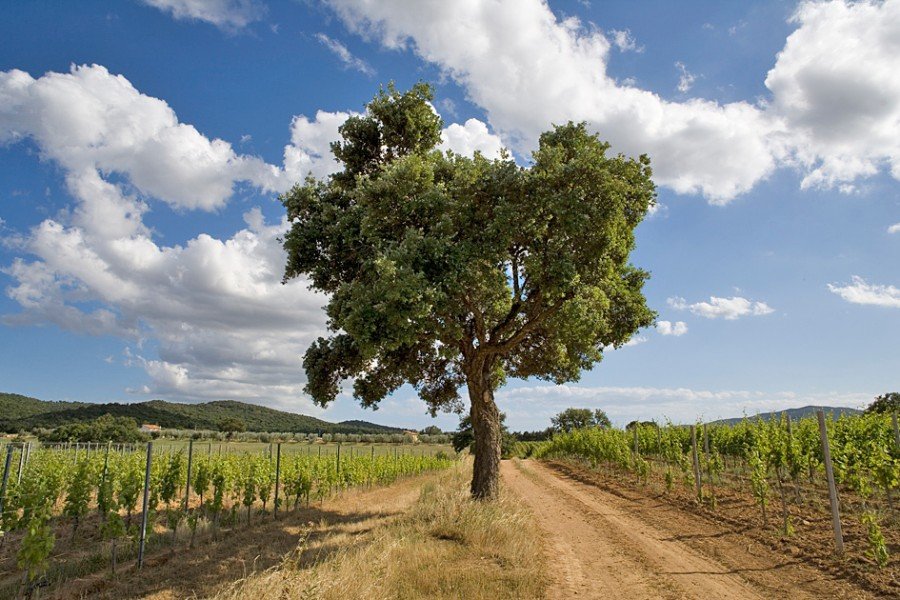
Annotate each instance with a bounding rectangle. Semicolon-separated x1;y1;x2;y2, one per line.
486;292;572;355
463;296;488;345
511;252;520;301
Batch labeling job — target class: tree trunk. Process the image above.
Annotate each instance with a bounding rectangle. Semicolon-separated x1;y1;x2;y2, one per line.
468;364;501;500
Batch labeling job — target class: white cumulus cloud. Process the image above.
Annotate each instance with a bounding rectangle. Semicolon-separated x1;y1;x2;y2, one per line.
668;296;774;320
888;223;900;234
656;320;688;336
0;64;525;410
764;0;900;192
439;118;504;159
0;65;286;213
324;0;900;203
324;0;778;204
828;276;900;308
283;110;356;182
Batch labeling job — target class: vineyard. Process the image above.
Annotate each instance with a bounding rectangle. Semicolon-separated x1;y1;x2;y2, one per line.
534;410;899;592
0;441;455;598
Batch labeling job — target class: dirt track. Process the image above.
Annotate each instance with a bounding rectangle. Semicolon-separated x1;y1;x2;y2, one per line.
502;459;877;600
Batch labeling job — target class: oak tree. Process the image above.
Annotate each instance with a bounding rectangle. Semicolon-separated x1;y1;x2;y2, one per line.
551;407;612;432
282;83;655;498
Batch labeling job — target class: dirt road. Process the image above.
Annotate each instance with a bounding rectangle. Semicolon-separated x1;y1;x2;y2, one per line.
502;460;876;600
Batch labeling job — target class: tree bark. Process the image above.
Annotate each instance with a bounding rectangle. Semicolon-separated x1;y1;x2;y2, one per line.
468;362;502;500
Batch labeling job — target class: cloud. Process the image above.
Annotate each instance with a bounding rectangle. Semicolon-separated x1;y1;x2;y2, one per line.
656;320;688;336
439;118;504;159
0;65;330;410
828;276;900;308
609;29;642;53
668;296;774;320
764;0;900;192
324;0;778;203
283;110;356;181
0;65;286;213
324;0;900;203
495;383;871;429
315;33;376;76
888;223;900;234
675;61;696;93
142;0;267;30
0;64;527;411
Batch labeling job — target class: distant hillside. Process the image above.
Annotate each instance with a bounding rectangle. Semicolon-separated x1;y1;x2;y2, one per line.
712;405;862;427
0;393;403;435
0;392;86;420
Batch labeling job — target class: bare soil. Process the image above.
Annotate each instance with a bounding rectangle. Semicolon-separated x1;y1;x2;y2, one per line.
502;459;888;599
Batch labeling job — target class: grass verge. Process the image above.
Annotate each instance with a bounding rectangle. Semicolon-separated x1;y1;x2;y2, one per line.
213;463;546;600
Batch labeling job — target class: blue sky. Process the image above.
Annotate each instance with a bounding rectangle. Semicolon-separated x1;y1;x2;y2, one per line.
1;0;898;431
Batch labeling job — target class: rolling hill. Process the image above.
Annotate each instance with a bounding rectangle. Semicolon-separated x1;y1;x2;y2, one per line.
0;392;403;435
711;405;862;426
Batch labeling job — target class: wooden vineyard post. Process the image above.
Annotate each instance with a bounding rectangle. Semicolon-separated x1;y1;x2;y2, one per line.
274;443;282;520
336;442;341;475
816;410;844;555
138;442;153;569
656;424;662;458
0;444;14;519
691;425;702;501
632;425;639;455
184;439;194;513
16;444;25;484
103;441;111;484
703;424;712;482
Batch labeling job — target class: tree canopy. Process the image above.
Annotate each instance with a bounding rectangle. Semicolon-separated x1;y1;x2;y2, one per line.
282;82;656;497
551;408;612;432
38;414;147;444
865;392;899;415
217;417;246;434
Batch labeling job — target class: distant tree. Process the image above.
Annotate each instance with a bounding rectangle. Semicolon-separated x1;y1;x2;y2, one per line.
282;83;655;498
513;428;554;442
865;392;900;414
593;409;612;429
551;408;612;432
217;418;246;437
452;416;475;454
420;425;443;435
453;414;516;458
625;420;658;430
39;414;146;443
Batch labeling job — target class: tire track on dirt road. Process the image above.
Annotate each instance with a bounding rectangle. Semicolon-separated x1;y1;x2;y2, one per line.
503;459;814;600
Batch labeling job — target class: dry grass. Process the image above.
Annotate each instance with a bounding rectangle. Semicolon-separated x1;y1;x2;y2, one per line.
212;464;547;600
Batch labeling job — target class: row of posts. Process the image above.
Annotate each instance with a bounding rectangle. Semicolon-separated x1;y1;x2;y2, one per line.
629;409;899;556
0;437;432;568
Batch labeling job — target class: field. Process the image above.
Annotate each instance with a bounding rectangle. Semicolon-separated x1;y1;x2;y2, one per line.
0;441;454;599
1;412;897;599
